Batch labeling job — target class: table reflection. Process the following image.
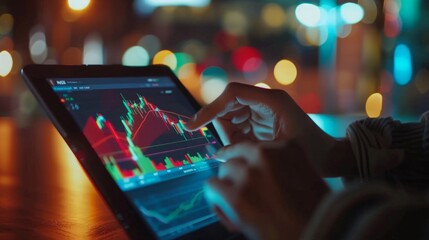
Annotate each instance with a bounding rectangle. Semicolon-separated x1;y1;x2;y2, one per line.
0;117;128;239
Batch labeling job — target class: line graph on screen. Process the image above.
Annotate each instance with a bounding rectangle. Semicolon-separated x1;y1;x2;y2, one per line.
82;93;218;180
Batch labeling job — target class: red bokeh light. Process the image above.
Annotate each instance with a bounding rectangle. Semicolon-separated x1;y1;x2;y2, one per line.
232;46;262;72
214;31;239;51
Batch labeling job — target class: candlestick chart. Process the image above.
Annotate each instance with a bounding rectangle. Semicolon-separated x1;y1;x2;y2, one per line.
50;77;223;239
82;93;219;181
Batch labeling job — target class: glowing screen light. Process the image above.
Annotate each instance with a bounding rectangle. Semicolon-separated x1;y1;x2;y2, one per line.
274;59;297;85
0;50;13;77
68;0;91;11
393;44;412;86
340;2;365;24
365;93;383;118
295;3;321;27
122;46;150;66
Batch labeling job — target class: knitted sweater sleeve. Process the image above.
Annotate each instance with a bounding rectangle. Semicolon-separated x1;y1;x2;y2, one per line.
302;112;429;240
346;112;429;191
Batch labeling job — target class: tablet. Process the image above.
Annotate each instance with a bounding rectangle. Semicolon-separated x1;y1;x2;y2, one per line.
21;65;239;240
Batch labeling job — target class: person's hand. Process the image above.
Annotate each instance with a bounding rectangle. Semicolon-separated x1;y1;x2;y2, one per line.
186;82;302;144
204;141;328;240
185;83;356;177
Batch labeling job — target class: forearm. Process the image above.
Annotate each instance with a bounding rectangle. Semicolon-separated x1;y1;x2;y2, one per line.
320;138;358;177
298;122;358;177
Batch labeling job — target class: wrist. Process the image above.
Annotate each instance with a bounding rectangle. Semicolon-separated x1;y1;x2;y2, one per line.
322;138;357;177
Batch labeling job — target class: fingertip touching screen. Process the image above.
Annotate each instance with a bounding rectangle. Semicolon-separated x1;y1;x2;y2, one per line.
48;76;222;240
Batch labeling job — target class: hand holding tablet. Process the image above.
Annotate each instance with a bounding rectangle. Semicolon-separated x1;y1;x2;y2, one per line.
22;65;242;240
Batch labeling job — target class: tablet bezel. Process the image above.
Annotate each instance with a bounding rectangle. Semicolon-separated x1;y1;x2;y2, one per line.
21;64;234;240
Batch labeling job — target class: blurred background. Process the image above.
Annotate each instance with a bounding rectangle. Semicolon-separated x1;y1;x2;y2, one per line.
0;1;428;237
0;0;428;126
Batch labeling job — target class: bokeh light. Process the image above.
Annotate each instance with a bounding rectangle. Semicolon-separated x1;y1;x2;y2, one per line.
393;44;412;86
244;60;268;83
384;0;401;38
138;35;161;58
174;52;193;73
274;59;297;85
178;63;200;96
384;13;401;38
340;3;365;24
122;46;150;66
181;40;207;63
222;10;248;36
359;0;377;24
414;69;429;94
295;3;321;27
306;26;328;46
137;0;210;12
30;39;46;56
201;66;227;82
365;93;383;118
0;50;13;77
384;0;400;15
261;3;286;29
200;78;227;104
83;33;103;65
29;26;48;64
232;46;262;72
68;0;91;11
336;24;352;38
0;13;14;35
254;82;271;89
153;50;177;70
178;63;198;81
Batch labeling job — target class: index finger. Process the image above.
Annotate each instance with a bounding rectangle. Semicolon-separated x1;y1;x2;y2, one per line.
184;82;274;131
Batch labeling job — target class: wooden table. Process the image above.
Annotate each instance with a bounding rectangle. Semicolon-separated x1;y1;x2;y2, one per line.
0;116;129;239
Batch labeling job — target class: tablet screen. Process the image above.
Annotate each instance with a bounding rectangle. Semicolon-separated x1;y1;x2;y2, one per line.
48;76;222;239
